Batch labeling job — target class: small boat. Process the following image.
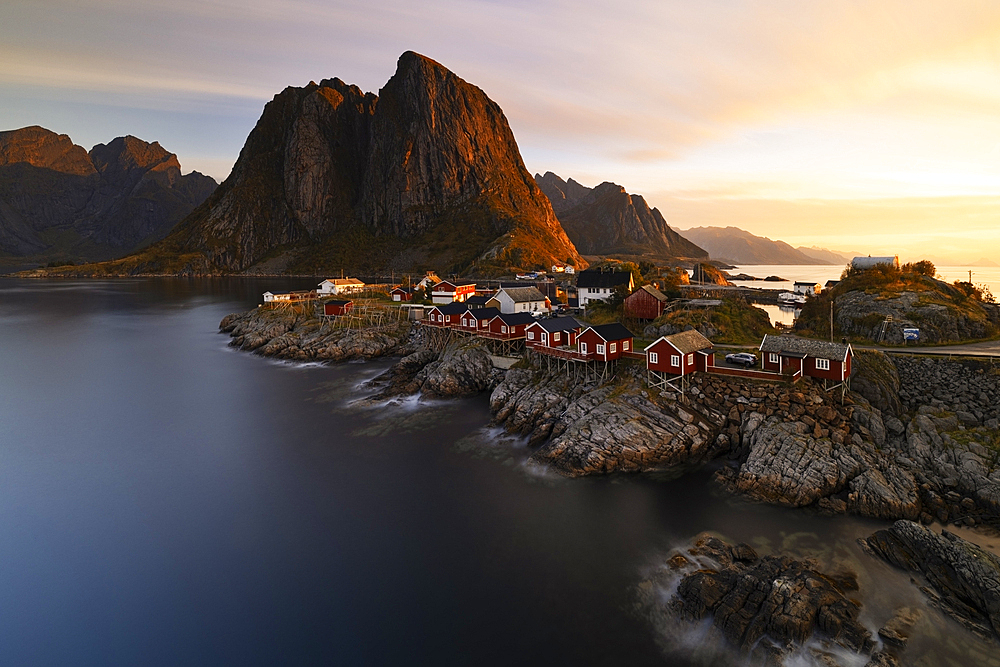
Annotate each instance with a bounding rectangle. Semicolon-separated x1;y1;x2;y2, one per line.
778;292;807;304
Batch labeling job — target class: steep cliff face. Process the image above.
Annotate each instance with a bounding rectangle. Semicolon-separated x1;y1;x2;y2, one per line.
158;51;582;275
534;171;706;262
0;126;216;261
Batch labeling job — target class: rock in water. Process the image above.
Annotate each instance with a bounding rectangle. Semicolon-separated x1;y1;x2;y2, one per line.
863;520;1000;642
150;51;583;275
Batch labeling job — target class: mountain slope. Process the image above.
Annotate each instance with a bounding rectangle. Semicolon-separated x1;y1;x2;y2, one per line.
0;126;216;262
143;51;583;276
679;226;828;265
796;245;851;265
535;172;706;262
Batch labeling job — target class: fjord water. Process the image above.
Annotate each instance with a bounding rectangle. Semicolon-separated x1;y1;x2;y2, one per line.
0;279;985;666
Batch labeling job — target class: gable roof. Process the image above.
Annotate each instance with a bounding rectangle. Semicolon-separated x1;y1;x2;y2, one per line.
628;284;668;302
496;286;547;303
646;329;713;354
584;322;634;341
529;316;583;333
758;334;851;361
390;286;413;293
465;307;501;320
576;270;633;289
465;295;491;306
433;302;470;315
434;280;477;290
320;278;364;286
327;299;352;306
493;312;537;326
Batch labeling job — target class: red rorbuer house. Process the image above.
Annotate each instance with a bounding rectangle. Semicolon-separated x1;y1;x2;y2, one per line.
458;307;500;333
645;330;714;376
323;300;353;316
759;334;852;385
525;316;583;349
623;285;670;320
576;323;634;362
390;287;413;302
486;312;535;340
432;280;477;304
425;302;469;327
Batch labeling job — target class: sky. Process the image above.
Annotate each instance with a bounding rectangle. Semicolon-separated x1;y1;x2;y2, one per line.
3;0;1000;263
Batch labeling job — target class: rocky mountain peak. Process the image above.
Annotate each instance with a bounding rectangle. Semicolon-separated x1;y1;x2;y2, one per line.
0;125;97;176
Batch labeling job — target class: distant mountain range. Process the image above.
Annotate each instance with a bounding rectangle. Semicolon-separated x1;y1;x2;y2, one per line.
0;126;216;263
534;172;707;262
678;226;848;265
63;51;583;277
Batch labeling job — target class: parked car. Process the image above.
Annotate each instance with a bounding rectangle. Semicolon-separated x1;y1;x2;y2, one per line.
725;352;757;368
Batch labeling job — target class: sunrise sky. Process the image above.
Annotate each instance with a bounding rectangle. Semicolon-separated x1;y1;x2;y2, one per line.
4;0;1000;262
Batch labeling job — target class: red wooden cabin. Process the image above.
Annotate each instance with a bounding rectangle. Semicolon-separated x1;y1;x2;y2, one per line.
525;317;583;349
425;302;468;327
645;330;714;376
759;334;852;383
485;312;535;340
576;323;634;362
623;285;670;320
390;287;413;302
458;307;501;333
323;300;353;316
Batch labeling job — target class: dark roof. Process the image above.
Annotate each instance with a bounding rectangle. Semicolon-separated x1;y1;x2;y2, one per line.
435;280;476;290
627;284;668;302
327;299;352;306
585;322;634;340
496;286;547;303
465;295;491;306
759;334;850;361
529;316;583;333
434;302;469;315
794;281;821;286
649;330;713;354
390;286;413;293
576;270;633;289
466;307;501;320
494;312;537;326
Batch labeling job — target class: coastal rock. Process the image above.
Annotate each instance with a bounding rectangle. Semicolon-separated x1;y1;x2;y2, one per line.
863;520;1000;641
643;533;876;666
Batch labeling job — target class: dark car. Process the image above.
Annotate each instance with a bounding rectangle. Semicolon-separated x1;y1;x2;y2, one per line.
725;352;757;368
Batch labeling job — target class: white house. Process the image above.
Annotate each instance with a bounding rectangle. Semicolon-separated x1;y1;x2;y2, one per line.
318;278;366;295
793;281;822;296
486;286;550;314
575;270;634;307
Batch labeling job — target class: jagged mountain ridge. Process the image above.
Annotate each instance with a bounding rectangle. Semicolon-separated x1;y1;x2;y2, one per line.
0;126;216;261
154;51;583;275
534;172;707;262
678;226;831;265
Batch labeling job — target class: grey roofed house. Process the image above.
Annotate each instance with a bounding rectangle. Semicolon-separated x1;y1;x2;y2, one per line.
435;302;470;315
576;270;633;289
635;284;669;302
657;329;713;354
465;295;491;307
587;322;635;340
758;334;851;361
499;286;547;303
851;255;900;270
532;316;583;333
494;312;537;326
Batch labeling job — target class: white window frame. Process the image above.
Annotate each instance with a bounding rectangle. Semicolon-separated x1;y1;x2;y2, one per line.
610;342;617;354
671;354;680;367
815;358;830;371
580;342;588;354
769;353;778;364
501;325;508;334
553;332;561;343
527;331;535;340
596;343;606;355
623;340;630;351
649;352;658;364
687;354;694;365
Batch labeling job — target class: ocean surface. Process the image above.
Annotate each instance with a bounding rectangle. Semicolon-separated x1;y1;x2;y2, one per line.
0;278;995;666
730;264;1000;326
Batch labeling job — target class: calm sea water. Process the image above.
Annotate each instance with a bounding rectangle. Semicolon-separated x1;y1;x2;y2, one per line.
0;279;992;665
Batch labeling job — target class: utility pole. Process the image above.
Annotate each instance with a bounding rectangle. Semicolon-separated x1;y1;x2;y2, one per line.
969;269;974;284
830;298;834;342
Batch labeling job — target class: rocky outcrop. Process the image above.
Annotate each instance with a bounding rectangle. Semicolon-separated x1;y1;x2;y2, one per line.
534;172;706;261
151;52;583;276
367;339;501;399
0;126;215;260
490;368;728;475
863;521;1000;642
220;308;409;362
640;534;888;666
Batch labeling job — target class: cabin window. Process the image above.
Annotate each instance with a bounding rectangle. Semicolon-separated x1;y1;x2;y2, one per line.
480;320;487;327
687;354;694;365
580;342;588;354
610;343;617;354
553;332;561;342
528;331;534;340
816;358;830;371
769;353;778;364
649;352;658;364
596;344;606;355
623;340;630;351
541;333;548;344
671;355;680;367
501;326;508;333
